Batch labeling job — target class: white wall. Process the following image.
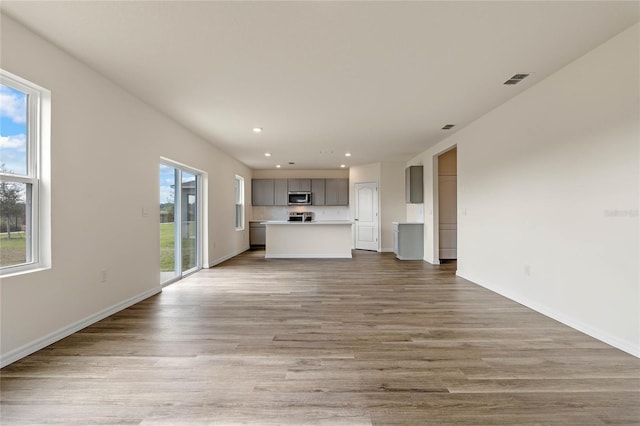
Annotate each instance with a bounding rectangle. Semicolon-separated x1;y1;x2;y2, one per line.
252;169;349;179
349;164;381;192
0;15;252;366
409;24;640;356
380;162;407;252
350;163;381;250
407;150;444;263
350;162;406;252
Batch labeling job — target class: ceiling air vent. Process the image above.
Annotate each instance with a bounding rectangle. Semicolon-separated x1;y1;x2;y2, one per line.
504;73;530;85
442;124;455;130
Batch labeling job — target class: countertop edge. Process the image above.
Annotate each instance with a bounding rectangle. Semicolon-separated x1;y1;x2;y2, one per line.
262;220;354;225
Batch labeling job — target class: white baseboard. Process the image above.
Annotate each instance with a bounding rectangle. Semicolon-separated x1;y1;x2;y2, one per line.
381;247;394;253
456;270;640;358
0;287;161;368
265;253;352;259
207;246;250;267
424;256;439;265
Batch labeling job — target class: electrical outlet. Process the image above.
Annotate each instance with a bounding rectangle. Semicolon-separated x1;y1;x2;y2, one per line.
524;264;531;277
100;269;108;283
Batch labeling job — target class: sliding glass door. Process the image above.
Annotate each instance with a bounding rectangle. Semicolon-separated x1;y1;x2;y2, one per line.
159;164;178;283
180;171;198;274
159;162;201;285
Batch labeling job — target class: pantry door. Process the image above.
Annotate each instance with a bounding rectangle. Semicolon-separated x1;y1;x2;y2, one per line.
354;182;379;251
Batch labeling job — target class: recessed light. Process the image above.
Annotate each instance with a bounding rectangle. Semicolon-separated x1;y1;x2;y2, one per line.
340;164;346;168
345;152;351;157
253;127;263;133
264;152;271;157
276;164;281;168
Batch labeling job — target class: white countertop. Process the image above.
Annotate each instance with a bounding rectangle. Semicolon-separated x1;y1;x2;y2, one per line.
263;220;353;225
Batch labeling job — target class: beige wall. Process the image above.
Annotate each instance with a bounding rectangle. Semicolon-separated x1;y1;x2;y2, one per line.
380;162;407;252
0;15;252;365
350;163;381;250
349;162;406;252
252;169;349;179
408;24;639;356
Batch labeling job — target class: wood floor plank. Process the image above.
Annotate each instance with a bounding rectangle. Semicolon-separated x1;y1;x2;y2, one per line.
1;250;638;425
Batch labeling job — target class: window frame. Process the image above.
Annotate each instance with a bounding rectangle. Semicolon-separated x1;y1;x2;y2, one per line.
235;175;245;231
0;69;51;277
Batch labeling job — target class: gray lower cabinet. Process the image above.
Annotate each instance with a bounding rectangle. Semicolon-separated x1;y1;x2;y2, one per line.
311;179;325;206
325;179;349;206
249;221;266;247
393;222;424;260
252;179;274;206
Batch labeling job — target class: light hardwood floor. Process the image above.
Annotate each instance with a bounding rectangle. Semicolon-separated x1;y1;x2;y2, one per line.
1;250;639;425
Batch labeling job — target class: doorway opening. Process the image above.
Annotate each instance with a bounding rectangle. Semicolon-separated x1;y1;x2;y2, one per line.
436;147;457;262
159;160;203;286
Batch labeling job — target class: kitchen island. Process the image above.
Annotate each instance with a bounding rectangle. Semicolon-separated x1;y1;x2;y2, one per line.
264;221;353;259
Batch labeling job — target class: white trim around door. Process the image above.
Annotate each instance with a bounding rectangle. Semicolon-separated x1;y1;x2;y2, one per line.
354;181;379;251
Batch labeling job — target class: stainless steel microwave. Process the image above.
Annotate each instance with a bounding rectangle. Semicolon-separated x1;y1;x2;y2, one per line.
288;191;312;205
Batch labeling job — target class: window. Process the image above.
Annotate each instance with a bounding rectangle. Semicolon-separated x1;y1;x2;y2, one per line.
0;70;51;276
235;175;244;230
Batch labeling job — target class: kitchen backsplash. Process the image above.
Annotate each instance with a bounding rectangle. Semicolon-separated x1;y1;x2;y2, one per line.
406;203;425;223
252;206;350;221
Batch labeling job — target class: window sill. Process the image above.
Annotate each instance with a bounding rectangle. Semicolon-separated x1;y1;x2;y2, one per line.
0;264;51;279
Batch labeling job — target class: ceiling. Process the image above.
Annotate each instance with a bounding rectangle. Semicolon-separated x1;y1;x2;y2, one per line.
1;1;638;170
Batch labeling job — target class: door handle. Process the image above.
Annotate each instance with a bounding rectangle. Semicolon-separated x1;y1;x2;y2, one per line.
355;218;359;221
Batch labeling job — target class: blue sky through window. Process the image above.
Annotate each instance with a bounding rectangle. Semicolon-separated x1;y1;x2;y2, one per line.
0;84;28;175
159;164;175;205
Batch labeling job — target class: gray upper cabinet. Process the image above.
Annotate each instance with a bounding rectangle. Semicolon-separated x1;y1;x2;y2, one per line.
325;179;349;206
311;179;325;206
405;166;423;203
274;179;288;206
288;179;311;192
252;179;275;206
252;178;348;206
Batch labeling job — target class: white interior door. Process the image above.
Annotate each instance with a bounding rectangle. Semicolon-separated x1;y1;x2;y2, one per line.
355;182;379;251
